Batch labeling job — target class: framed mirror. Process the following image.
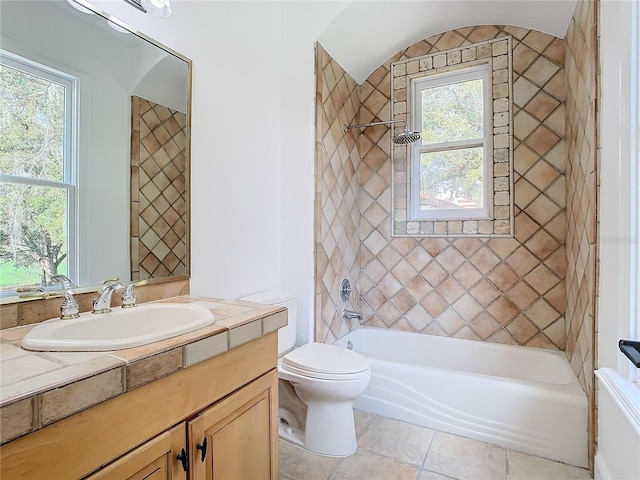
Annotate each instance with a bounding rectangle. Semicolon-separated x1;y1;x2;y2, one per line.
0;0;191;299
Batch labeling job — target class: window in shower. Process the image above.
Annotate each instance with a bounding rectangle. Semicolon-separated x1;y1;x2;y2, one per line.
409;65;491;220
390;36;513;237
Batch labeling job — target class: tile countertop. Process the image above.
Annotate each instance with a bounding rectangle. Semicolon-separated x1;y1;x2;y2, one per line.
0;295;287;445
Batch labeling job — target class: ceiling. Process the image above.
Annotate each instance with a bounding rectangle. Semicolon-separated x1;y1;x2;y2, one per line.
317;0;577;84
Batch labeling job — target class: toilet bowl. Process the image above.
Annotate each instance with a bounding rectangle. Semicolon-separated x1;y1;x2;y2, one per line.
239;291;371;457
279;342;371;456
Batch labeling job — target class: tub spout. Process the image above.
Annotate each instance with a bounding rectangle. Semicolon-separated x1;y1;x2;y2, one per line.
342;308;362;321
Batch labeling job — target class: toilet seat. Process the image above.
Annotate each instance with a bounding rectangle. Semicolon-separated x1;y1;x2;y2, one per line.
282;342;369;381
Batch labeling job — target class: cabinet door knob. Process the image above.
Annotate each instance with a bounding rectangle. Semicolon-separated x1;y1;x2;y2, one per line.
196;437;208;462
176;448;188;471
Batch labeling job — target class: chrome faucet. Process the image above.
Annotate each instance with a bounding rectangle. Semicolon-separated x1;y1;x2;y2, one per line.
51;274;77;290
342;308;362;322
92;281;124;314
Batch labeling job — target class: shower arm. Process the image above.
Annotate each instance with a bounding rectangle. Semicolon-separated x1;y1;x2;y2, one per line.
343;120;405;132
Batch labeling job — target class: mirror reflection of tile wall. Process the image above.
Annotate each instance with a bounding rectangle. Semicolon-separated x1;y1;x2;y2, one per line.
130;96;187;280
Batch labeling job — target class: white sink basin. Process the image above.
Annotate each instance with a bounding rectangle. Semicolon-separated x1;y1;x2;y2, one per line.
21;303;215;352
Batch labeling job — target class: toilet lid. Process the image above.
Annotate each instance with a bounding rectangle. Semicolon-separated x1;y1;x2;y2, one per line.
282;342;369;378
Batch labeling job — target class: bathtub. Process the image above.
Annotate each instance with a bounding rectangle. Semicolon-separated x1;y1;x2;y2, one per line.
333;327;588;467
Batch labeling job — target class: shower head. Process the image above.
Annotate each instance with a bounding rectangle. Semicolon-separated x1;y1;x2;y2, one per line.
344;120;421;145
393;128;421;145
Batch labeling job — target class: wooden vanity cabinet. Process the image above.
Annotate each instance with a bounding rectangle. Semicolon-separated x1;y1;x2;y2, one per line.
84;370;278;480
1;333;279;480
83;425;185;480
188;371;278;480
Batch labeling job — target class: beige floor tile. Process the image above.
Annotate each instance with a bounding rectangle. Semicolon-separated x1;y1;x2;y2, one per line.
279;439;340;480
508;451;592;480
354;409;374;437
424;432;507;480
417;469;457;480
330;449;419;480
358;415;435;465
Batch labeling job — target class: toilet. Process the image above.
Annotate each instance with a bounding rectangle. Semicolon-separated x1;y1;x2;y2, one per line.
240;291;371;457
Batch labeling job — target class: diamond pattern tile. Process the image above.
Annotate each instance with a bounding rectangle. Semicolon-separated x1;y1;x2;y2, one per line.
452;263;483;289
564;2;598;445
315;24;572;349
131;96;187;280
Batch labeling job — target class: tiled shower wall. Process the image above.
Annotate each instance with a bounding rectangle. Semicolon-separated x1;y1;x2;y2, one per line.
314;45;363;342
315;26;568;351
130;96;188;281
565;0;597;397
564;0;598;468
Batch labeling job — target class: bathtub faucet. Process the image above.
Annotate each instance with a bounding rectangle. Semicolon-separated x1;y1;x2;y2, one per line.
342;308;362;322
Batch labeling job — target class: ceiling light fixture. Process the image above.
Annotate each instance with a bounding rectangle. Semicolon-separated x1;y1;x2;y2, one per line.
141;0;172;17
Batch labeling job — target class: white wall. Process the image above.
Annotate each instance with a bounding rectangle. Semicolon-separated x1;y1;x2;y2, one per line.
129;40;188;114
89;0;346;345
318;0;576;84
279;2;350;343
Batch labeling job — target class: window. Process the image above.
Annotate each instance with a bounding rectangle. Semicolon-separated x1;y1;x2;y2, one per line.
410;66;491;219
391;36;513;237
0;51;77;290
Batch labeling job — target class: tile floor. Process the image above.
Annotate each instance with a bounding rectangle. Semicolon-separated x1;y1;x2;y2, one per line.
279;411;592;480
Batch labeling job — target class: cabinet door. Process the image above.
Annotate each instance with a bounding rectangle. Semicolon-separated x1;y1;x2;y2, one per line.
83;424;186;480
188;369;279;480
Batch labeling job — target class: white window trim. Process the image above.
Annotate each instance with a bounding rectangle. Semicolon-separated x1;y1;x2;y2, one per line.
597;0;640;387
391;36;513;238
410;64;493;220
595;7;640;479
0;50;79;285
629;0;640;385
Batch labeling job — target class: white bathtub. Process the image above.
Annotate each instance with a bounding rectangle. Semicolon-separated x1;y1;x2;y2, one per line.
333;327;588;467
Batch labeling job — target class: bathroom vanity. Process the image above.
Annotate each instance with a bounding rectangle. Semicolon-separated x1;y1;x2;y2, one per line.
0;296;286;479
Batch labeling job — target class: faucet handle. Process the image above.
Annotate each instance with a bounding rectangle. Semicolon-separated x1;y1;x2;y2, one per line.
100;276;120;285
339;279;358;302
121;280;148;308
60;291;80;319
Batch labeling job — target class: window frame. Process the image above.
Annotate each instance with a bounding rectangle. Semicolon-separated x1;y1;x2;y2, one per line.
0;50;79;286
390;36;514;238
628;0;639;385
409;64;493;220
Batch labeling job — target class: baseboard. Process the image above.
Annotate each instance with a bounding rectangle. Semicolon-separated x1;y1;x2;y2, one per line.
594;453;612;480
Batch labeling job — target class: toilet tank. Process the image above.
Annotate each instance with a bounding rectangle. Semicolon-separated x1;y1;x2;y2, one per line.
239;290;296;354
